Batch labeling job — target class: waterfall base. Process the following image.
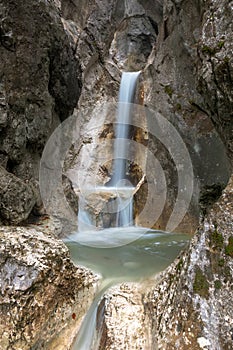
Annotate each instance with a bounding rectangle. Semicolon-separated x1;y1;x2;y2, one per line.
77;186;135;233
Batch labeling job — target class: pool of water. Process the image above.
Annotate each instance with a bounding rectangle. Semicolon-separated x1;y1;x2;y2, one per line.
65;227;190;350
65;226;190;282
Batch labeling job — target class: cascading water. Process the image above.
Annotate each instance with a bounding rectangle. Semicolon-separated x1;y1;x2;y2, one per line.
111;71;140;186
108;71;141;227
66;72;190;350
78;71;140;231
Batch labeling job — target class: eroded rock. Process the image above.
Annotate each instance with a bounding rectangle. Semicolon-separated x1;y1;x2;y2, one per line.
147;174;233;349
197;0;233;163
0;0;82;224
97;282;154;350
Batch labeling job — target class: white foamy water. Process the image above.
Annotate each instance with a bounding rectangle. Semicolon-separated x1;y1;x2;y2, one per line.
111;71;141;186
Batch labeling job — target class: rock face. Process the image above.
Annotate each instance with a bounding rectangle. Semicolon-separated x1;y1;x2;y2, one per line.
59;0;230;234
197;0;233;163
148;174;233;350
0;0;81;224
0;166;36;224
97;282;153;350
142;1;233;348
0;224;98;350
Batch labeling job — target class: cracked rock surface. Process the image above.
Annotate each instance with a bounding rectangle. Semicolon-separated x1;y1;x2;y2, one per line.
0;0;82;224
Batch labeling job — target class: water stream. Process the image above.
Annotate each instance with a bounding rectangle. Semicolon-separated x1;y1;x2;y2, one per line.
111;71;141;187
66;72;190;349
66;228;190;350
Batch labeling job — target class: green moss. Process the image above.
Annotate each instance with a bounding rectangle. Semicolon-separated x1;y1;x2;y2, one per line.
201;45;216;55
193;267;209;298
218;258;224;267
210;230;224;250
224;266;231;278
201;41;224;56
164;85;173;98
224;56;230;63
175;103;182;111
225;237;233;257
218;41;225;49
214;280;222;290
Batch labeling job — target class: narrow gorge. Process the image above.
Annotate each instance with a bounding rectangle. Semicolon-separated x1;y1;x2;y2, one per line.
0;0;232;349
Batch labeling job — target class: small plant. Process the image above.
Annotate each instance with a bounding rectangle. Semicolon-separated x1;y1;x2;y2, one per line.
164;85;173;98
176;257;183;272
175;103;182;111
193;266;209;298
201;45;216;55
214;280;222;290
218;41;225;49
218;258;224;267
210;230;224;250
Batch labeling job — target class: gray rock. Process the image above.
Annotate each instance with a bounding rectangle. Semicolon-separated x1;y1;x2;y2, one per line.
0;166;36;224
197;0;233;163
63;0;230;234
0;0;82;223
0;225;98;350
148;173;233;349
97;282;154;350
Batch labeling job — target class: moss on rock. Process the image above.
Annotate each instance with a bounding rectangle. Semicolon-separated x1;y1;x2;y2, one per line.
193;266;209;298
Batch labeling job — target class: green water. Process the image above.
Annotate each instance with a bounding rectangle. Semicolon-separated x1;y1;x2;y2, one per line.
66;227;190;282
65;227;190;350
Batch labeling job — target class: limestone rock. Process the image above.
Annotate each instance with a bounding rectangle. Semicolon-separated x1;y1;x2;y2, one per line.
0;166;36;224
197;0;233;163
0;0;82;223
0;225;98;350
142;0;231;231
148;173;233;349
61;0;230;234
97;282;153;350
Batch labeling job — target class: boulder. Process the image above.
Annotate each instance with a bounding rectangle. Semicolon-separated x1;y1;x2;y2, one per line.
0;225;98;350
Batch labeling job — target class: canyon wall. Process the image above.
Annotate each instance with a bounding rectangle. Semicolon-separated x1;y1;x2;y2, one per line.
0;0;232;349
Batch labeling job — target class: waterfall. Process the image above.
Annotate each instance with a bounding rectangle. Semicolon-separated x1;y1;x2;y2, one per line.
77;71;140;231
109;71;140;226
111;71;141;186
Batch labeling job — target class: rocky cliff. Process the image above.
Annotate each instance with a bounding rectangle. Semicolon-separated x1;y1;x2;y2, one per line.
0;0;81;224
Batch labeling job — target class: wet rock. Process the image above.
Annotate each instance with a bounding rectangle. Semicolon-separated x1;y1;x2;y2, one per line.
0;225;98;350
61;0;230;235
